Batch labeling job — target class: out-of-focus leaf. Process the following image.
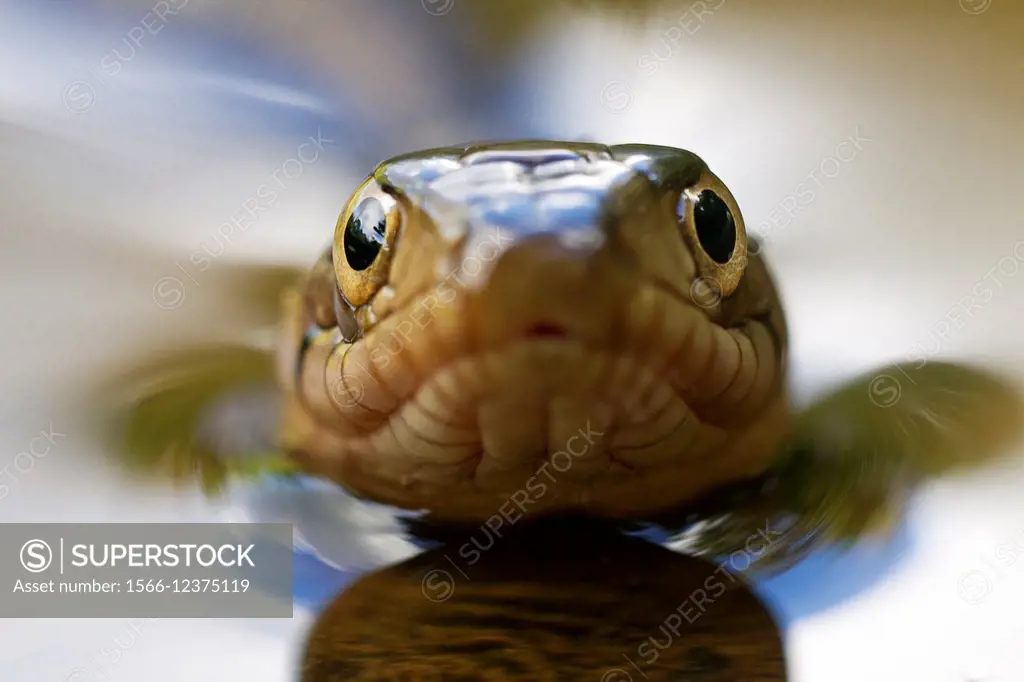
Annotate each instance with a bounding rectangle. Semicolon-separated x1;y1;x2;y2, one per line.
662;361;1023;572
94;345;301;494
801;361;1024;477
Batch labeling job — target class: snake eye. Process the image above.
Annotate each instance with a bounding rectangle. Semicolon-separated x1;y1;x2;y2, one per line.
344;198;388;271
676;172;747;298
334;179;401;307
692;190;736;264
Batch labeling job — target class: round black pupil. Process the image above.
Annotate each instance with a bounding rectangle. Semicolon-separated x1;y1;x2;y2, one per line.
692;190;736;264
343;198;387;271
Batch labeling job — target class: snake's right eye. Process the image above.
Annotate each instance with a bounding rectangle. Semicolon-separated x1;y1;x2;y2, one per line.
344;198;388;271
691;190;736;264
334;180;401;307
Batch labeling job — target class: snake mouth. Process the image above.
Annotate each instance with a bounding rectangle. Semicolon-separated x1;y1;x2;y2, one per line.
322;260;778;447
307;291;787;521
296;231;786;518
523;323;570;340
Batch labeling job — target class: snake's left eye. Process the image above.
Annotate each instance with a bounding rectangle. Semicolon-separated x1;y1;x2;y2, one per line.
676;171;747;298
334;179;401;307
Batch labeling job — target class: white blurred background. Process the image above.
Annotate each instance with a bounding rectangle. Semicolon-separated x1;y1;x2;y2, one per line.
1;0;1022;680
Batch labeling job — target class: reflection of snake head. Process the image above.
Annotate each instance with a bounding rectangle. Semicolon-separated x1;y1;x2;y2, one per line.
300;519;786;681
281;141;789;522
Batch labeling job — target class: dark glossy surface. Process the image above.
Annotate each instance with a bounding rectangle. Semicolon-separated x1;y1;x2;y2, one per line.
301;518;786;681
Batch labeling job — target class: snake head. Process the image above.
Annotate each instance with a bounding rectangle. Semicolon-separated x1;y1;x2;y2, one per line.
283;141;789;522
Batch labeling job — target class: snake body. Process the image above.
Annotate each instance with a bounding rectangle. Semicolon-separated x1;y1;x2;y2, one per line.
276;141;790;523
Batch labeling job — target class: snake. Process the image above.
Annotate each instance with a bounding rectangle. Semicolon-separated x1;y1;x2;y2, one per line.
276;140;790;524
101;139;1021;681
